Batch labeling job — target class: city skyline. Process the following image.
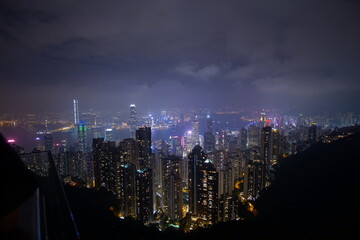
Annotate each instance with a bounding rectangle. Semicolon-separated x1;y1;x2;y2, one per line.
1;1;360;238
1;0;360;114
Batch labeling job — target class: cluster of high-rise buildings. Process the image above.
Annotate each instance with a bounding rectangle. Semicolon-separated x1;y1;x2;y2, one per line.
7;101;359;230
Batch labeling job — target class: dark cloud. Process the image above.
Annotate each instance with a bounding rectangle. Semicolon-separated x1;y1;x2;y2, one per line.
0;0;359;113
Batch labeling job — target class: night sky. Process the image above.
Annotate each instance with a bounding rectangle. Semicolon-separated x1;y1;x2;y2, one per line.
1;0;359;113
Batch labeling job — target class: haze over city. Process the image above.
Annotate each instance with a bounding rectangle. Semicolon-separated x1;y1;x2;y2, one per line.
1;1;360;239
1;0;359;113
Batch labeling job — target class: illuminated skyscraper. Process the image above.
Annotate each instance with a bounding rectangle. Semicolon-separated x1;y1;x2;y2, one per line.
240;128;247;149
259;111;266;127
78;121;88;152
105;128;113;142
248;124;260;148
188;145;206;215
198;159;218;224
188;145;219;223
162;155;183;221
117;162;137;218
206;114;213;133
191;120;200;147
204;132;215;153
136;126;152;169
246;160;266;199
169;136;183;156
73;99;80;125
260;126;273;186
136;168;153;223
92;138;118;192
129;104;137;139
119;138;138;166
44;132;53;151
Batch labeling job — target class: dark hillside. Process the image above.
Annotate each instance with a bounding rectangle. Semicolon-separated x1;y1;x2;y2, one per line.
254;130;360;239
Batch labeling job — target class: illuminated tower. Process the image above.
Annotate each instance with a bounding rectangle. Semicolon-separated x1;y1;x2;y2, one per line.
105;128;113;142
44;132;53;151
259;111;266;127
191;120;200;147
198;159;218;224
136;168;153;223
119;138;138;165
260;126;273;186
240;128;247;149
136;126;152;169
204;132;215;153
117;162;137;218
248;124;260;148
92;138;118;191
162;155;183;221
170;136;183;156
246;160;266;199
73;99;80;125
188;145;206;215
129;104;137;139
78;121;88;152
206;114;213;133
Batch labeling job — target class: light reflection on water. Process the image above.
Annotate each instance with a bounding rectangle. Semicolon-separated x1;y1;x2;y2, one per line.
1;114;248;152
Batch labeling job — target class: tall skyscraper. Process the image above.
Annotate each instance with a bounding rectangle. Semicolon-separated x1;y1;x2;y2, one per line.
188;145;219;223
246;160;266;199
78;121;88;153
136;126;152;169
119;138;138;165
169;136;183;156
105;128;113;142
162;155;183;221
117;162;137;218
259;111;266;127
44;132;53;151
260;126;273;186
198;159;218;224
92;138;118;191
129;104;137;139
240;128;248;149
73;99;80;125
248;124;260;148
206;114;213;133
188;145;206;215
136;168;153;223
204;131;215;153
191;120;200;147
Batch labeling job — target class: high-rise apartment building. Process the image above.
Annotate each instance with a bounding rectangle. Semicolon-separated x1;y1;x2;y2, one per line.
119;138;138;166
162;155;183;221
129;104;137;139
117;162;137;219
92;138;118;192
136;126;152;169
136;168;153;223
188;145;207;215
